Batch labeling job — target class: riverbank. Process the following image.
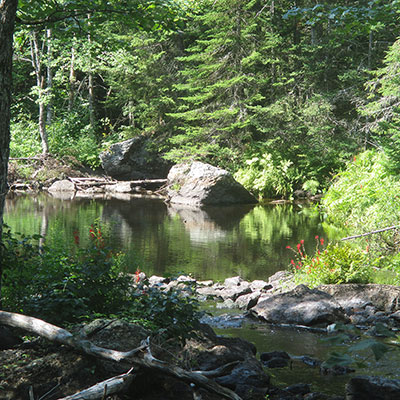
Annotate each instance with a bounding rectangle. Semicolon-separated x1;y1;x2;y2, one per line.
2;272;400;399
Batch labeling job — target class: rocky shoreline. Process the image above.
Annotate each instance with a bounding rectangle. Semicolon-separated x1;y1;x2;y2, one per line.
2;271;400;399
143;271;400;399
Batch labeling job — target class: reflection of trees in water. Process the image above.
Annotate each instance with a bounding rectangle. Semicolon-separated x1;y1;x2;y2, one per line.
4;194;326;282
167;204;255;245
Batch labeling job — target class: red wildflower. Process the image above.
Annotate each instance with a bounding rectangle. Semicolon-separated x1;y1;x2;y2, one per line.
320;238;324;246
291;259;295;265
286;245;291;249
73;230;80;245
297;243;301;252
315;235;319;240
300;239;304;244
135;268;141;283
89;225;95;238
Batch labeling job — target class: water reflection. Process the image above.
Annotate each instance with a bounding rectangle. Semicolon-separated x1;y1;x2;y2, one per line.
5;193;327;281
167;204;255;245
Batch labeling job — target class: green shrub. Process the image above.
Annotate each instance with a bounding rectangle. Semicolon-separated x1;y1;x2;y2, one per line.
48;121;101;168
1;224;202;341
234;151;300;199
10;119;42;157
287;237;371;287
322;150;400;255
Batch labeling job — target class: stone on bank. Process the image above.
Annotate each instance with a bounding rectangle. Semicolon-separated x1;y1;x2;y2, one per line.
167;161;258;206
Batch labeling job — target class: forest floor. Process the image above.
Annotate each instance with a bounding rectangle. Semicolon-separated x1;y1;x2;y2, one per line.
8;155;101;189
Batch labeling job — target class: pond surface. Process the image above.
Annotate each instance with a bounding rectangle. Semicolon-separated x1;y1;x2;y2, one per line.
5;192;327;281
6;192;400;395
216;322;400;396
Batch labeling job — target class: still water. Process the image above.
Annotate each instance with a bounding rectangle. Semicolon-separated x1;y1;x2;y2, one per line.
4;192;327;281
5;192;399;395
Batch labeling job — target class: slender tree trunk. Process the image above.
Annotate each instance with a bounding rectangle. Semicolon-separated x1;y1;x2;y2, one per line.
87;14;95;129
31;30;49;155
68;42;77;112
46;28;53;125
0;0;18;302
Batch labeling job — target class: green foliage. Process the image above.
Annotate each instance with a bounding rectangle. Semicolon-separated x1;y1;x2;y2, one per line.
48;120;101;168
234;149;300;199
129;276;202;342
288;238;371;287
322;150;400;255
1;224;202;341
362;39;400;174
10;119;42;157
2;223;130;324
322;323;395;370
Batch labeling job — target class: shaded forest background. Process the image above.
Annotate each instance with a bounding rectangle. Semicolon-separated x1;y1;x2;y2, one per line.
10;0;400;198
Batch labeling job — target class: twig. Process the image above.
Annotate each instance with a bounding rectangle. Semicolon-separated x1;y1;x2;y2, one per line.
341;225;398;241
29;386;35;400
38;383;61;400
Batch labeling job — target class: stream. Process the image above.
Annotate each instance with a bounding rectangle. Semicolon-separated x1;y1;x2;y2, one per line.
5;192;399;396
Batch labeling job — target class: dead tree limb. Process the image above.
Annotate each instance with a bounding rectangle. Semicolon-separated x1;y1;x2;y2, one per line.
341;225;398;241
57;369;135;400
0;311;242;400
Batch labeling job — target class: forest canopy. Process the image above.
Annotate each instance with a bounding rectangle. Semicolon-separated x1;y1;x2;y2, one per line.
9;0;400;199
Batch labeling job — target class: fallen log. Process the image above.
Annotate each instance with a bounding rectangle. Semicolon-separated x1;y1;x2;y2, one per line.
0;311;242;400
57;369;135;400
341;225;398;241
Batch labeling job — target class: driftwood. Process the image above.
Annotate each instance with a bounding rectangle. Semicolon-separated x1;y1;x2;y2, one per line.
9;157;42;161
57;369;135;400
0;311;242;400
341;225;398;241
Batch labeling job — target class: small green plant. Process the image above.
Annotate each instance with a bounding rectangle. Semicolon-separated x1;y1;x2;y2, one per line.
234;151;300;199
322;323;395;370
128;275;203;343
1;224;203;341
287;237;371;287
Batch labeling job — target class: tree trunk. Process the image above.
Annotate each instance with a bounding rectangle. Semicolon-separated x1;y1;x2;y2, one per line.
87;14;95;129
46;28;53;125
30;30;49;155
68;42;77;112
0;0;18;301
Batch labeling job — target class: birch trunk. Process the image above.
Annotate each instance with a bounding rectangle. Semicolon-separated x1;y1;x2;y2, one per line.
31;30;49;155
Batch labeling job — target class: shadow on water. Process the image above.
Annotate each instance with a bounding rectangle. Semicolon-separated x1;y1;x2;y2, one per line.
5;192;326;281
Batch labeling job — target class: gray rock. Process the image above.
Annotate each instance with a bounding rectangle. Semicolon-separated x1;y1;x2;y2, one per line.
285;383;311;395
304;392;330;400
250;280;272;292
235;290;262;310
267;270;297;293
345;376;400;400
262;357;289;368
318;284;400;313
48;179;75;192
167;161;257;206
216;299;237;309
251;284;348;326
219;283;252;302
224;276;245;286
215;358;270;389
260;351;290;362
148;275;169;286
200;313;246;328
260;351;291;368
390;310;400;321
100;137;171;180
104;182;134;193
